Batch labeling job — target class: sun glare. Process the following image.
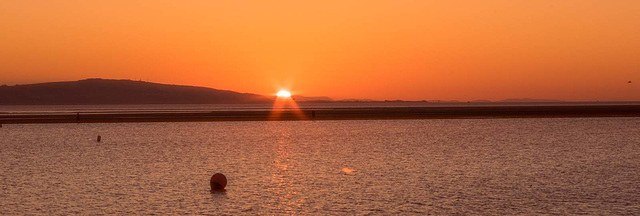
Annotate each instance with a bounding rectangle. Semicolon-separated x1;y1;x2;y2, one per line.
276;90;292;98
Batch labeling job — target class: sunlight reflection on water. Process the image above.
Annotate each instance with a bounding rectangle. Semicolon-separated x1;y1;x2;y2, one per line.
342;167;355;174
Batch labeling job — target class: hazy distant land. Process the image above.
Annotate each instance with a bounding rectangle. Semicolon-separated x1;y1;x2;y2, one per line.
1;78;572;105
2;79;640;124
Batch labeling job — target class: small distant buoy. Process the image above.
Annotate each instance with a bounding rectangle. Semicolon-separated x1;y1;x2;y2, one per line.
0;123;3;128
311;110;316;118
77;113;80;121
97;135;101;142
210;173;227;191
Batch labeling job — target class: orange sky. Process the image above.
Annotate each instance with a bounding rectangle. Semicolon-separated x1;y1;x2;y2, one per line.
1;1;639;101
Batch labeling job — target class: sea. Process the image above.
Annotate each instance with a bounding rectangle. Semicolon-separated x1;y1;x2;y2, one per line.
1;104;640;215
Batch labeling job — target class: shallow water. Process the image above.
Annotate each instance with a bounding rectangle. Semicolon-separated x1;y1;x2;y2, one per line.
1;118;639;215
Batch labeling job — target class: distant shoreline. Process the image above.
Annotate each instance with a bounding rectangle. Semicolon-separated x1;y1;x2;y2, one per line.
1;105;639;124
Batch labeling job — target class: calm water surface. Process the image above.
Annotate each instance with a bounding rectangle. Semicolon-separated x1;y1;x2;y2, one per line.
1;118;639;215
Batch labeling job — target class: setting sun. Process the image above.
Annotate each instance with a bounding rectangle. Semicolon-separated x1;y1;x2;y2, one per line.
276;90;292;98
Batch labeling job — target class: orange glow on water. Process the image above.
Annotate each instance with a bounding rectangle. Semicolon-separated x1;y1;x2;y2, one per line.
341;167;354;174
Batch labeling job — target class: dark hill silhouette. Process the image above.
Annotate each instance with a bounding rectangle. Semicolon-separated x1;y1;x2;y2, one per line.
0;79;273;105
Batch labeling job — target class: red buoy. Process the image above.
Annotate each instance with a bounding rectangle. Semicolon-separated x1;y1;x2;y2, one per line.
210;173;227;191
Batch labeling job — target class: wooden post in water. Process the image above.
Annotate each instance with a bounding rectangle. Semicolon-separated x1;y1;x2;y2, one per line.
311;110;316;118
76;112;80;121
97;135;101;142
